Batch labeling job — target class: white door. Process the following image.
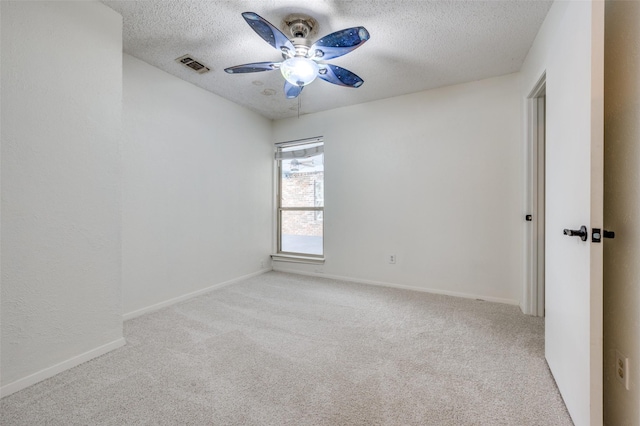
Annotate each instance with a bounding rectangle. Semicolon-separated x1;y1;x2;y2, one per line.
543;2;604;425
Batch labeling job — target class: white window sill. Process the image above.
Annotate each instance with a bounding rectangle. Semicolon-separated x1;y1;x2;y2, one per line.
271;254;325;264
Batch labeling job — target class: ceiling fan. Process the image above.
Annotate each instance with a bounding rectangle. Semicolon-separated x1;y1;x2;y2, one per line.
224;12;370;99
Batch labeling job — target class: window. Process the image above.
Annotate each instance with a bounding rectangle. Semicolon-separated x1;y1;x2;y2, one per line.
276;138;324;257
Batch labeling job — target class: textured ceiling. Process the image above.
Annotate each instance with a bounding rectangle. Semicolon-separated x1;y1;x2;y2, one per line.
101;0;553;120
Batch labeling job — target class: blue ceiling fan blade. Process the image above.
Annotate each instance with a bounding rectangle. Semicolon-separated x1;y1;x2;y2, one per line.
309;27;370;60
242;12;295;57
317;64;364;88
284;81;303;99
224;61;281;74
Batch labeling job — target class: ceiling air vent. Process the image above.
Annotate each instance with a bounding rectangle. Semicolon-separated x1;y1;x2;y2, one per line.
175;54;210;74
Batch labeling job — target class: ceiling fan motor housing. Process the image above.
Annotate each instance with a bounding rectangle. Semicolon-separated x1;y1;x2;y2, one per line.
290;38;312;58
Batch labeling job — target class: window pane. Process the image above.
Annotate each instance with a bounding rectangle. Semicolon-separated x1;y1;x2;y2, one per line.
281;153;324;208
280;210;323;255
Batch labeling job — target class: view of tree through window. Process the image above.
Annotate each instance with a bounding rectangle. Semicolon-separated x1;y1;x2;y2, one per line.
277;140;324;256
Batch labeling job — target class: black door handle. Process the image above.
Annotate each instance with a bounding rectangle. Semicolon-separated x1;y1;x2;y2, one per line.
563;225;588;241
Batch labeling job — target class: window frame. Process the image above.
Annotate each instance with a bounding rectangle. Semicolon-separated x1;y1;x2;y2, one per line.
275;137;324;259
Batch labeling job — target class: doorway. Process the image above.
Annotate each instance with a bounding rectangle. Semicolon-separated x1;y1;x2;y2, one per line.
526;74;546;317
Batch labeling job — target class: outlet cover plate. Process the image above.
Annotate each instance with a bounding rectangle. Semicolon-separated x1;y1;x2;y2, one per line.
615;350;630;390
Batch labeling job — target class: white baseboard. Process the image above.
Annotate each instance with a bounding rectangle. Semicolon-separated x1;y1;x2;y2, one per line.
272;267;519;306
0;337;126;398
519;302;527;315
123;268;272;321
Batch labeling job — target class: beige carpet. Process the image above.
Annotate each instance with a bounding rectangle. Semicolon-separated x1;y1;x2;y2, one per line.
1;272;573;425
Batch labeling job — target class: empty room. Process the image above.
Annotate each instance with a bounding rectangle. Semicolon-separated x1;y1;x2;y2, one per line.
1;1;639;425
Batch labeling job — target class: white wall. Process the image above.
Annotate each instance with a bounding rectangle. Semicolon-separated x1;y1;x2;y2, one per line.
122;55;273;318
603;1;640;424
273;74;523;304
1;1;124;395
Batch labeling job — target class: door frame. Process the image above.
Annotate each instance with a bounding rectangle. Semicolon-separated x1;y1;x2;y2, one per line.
525;73;546;317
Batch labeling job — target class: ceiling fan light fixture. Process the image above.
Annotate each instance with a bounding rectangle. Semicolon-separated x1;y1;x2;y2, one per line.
280;57;319;87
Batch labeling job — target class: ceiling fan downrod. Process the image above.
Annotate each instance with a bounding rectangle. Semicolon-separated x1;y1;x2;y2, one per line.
283;16;316;58
288;19;311;39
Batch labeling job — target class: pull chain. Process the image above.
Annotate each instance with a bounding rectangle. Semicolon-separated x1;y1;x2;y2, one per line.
297;93;301;119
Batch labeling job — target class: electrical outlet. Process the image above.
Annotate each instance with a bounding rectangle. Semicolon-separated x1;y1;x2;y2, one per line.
388;254;396;264
615;350;630;390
